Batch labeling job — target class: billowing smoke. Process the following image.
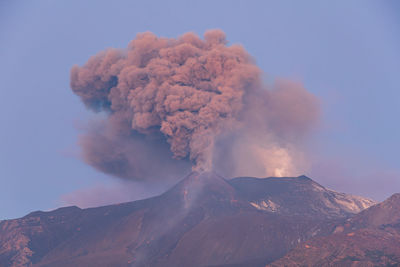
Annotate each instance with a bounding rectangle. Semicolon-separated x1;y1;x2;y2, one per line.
70;29;319;181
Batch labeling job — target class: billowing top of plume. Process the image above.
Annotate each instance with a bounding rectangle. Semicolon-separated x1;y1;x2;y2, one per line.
70;30;319;181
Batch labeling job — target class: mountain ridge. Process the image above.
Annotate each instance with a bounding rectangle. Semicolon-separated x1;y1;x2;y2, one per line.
0;173;380;267
269;192;400;266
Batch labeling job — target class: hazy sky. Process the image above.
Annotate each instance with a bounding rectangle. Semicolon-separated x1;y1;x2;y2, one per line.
1;0;399;219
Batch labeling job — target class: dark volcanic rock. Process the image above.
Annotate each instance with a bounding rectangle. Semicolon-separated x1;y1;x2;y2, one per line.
268;193;400;267
0;172;376;267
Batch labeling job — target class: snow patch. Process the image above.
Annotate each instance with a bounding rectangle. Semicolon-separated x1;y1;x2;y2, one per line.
250;200;279;212
328;190;376;213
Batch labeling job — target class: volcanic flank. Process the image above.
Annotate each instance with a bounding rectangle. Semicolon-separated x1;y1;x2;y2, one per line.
0;173;380;267
70;29;319;182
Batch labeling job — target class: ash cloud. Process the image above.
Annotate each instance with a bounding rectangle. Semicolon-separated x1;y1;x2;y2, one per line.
71;29;319;181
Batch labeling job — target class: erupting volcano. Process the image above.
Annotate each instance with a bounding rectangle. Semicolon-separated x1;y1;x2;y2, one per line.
3;29;398;267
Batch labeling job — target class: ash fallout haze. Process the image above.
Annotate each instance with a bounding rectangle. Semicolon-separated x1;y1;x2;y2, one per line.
1;0;400;220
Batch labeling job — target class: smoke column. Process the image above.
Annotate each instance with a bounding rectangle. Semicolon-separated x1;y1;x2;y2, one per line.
70;30;319;181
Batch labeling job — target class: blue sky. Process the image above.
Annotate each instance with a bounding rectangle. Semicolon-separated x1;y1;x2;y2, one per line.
1;0;399;219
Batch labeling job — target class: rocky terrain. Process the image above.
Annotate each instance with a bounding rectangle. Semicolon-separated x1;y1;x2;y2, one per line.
0;172;385;267
269;193;400;267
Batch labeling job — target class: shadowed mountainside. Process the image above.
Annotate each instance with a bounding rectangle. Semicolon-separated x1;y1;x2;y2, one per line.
269;193;400;267
0;172;377;267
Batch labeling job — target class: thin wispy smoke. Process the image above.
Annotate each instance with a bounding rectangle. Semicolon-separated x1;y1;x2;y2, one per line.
70;30;319;181
60;180;168;208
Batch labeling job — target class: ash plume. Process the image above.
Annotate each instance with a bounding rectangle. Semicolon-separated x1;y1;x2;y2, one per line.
70;30;319;181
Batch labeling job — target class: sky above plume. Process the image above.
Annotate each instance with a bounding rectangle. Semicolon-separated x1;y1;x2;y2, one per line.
1;0;399;219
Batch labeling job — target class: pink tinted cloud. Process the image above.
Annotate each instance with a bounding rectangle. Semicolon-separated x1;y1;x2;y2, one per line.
70;29;319;182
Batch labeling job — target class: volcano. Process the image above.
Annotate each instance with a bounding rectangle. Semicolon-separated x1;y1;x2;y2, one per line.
1;172;391;267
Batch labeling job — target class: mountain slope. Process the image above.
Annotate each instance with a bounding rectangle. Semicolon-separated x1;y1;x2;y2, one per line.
229;175;374;218
269;193;400;267
0;172;375;267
